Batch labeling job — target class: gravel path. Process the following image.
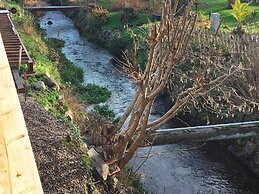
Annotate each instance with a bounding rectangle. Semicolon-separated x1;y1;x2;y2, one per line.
20;97;88;194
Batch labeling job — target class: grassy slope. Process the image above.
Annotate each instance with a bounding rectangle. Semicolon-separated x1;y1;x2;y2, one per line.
101;0;259;31
104;11;151;30
198;0;259;28
1;0;150;192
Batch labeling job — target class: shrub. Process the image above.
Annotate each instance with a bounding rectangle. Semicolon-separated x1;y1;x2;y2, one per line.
76;84;112;104
60;59;84;85
231;0;253;30
80;7;110;33
94;104;115;121
107;30;131;58
92;7;110;27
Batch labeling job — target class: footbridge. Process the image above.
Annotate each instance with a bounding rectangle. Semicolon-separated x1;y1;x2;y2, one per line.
23;1;98;12
23;5;82;12
147;121;259;146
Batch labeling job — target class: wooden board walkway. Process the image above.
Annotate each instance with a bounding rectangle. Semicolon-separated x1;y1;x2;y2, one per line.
0;10;34;73
0;34;43;193
147;121;259;146
23;5;82;11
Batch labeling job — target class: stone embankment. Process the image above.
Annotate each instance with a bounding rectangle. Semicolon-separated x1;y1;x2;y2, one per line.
229;137;259;177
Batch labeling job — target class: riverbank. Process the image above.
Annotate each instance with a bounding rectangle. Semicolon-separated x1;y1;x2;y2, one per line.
63;2;259;181
228;137;259;177
4;0;259;193
38;9;259;194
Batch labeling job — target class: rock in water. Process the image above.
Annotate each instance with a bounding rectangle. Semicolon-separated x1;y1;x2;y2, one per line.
47;20;53;25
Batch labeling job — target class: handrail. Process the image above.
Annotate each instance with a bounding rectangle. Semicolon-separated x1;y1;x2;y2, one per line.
156;120;259;133
5;11;33;64
0;33;43;194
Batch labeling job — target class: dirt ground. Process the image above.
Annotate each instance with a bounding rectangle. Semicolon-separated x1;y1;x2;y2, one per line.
20;96;89;194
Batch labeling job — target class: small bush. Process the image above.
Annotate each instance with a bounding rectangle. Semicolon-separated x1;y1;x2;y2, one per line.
76;84;112;104
107;31;131;58
45;38;65;50
86;7;110;31
94;104;115;121
60;58;84;85
92;7;110;26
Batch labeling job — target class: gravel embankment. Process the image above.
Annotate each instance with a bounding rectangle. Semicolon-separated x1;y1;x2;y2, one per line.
20;97;88;194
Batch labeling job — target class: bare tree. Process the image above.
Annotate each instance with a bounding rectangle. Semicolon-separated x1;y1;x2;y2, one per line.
93;0;259;170
111;0;197;169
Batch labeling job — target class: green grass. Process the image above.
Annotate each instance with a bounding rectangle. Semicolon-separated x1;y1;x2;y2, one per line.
44;38;84;85
105;11;123;29
100;0;111;10
130;13;152;26
198;0;259;28
33;88;68;120
104;11;152;30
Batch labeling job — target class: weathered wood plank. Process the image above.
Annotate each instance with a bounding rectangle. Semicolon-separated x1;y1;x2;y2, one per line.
87;148;109;180
7;54;28;58
9;60;30;64
12;69;25;91
0;34;43;193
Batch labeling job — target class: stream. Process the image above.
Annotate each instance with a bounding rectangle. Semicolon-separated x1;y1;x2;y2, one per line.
40;11;259;194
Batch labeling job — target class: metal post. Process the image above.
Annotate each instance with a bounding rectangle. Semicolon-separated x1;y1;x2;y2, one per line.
211;13;220;33
18;45;22;73
24;72;27;102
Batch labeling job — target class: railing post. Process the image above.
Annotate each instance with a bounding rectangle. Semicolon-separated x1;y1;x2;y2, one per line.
18;45;22;73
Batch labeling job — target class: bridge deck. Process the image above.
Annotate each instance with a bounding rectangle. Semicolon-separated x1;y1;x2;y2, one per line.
147;121;259;146
0;10;33;73
0;34;43;193
23;5;82;11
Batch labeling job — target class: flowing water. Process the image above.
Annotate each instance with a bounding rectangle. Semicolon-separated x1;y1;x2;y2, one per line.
40;11;259;194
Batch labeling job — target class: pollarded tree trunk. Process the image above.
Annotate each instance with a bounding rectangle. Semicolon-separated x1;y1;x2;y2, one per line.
108;0;198;169
94;0;259;171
